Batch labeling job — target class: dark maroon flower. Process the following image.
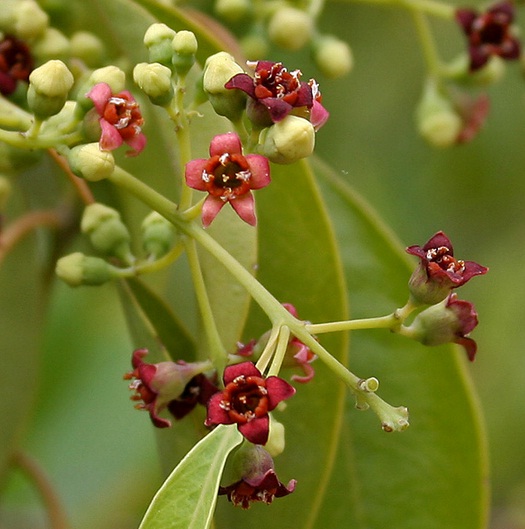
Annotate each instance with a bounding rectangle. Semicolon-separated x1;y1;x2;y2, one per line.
0;35;33;96
86;83;146;156
124;349;213;427
406;231;488;305
185;132;270;227
225;61;328;129
456;1;521;71
167;373;219;420
205;362;295;445
219;445;296;509
406;293;479;361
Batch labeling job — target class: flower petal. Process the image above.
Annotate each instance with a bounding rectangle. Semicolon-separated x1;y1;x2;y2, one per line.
238;415;269;445
86;82;112;115
99;118;124;151
201;195;226;227
185;159;208;190
125;131;147;157
246;155;271;189
209;132;242;157
265;376;296;410
223;362;262;385
205;392;234;426
230;193;257;226
310;100;330;131
225;72;257;98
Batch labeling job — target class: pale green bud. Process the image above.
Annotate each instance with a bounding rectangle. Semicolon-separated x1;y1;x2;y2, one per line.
67;143;115;182
70;31;105;68
0;0;18;31
144;23;176;66
240;34;269;61
56;252;116;287
259;116;315;164
141;211;175;258
81;203;132;261
268;7;313;51
14;0;49;40
133;62;173;106
416;81;462;148
88;66;126;93
265;417;285;457
445;54;505;86
214;0;250;22
313;36;353;79
172;31;198;75
31;28;70;62
202;52;246;120
27;60;74;118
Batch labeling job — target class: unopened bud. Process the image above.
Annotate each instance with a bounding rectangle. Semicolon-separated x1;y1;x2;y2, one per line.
27;60;74;118
141;211;175;258
268;7;313;51
172;31;198;75
416;81;462;148
14;0;49;40
56;252;116;287
259;116;315;164
67;143;115;182
214;0;250;22
81;203;132;261
202;52;246;120
134;62;173;106
144;23;176;66
265;418;285;457
313;36;353;78
31;28;70;62
70;31;105;68
240;33;269;60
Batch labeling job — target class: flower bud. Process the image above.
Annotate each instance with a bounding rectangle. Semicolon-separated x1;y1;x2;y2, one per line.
171;30;198;76
14;0;49;40
416;81;462;148
141;211;175;258
265;418;286;457
202;52;247;121
70;31;105;68
214;0;250;22
268;7;313;51
67;143;115;182
403;293;479;361
240;33;269;60
133;62;173;106
27;60;74;118
55;252;116;287
76;66;126;112
31;28;70;62
143;23;176;66
313;36;353;79
259;115;315;164
81;203;132;261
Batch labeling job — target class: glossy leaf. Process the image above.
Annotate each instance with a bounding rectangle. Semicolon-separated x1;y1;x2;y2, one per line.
139;425;243;529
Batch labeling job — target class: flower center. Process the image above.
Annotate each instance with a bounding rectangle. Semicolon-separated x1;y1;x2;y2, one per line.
427;246;466;274
104;95;144;139
253;62;302;104
202;153;252;200
220;375;269;423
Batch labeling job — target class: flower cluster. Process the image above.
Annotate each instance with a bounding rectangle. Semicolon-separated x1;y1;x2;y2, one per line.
404;231;487;360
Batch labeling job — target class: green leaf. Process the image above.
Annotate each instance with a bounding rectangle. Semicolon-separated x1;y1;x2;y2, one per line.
138;425;243;529
214;159;349;526
311;156;489;529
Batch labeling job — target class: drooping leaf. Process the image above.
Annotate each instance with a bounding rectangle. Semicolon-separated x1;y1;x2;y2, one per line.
138;425;243;529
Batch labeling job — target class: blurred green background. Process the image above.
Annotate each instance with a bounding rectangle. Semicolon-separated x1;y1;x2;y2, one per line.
2;0;525;528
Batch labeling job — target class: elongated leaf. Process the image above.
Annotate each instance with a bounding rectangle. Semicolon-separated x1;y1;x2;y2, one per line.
139;425;243;529
311;156;489;529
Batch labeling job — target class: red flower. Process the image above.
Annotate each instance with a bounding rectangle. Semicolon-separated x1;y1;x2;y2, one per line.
225;61;329;129
0;35;33;96
446;294;479;361
456;1;521;71
205;362;295;445
219;445;296;509
406;231;488;305
124;349;214;427
185;132;270;227
86;83;146;156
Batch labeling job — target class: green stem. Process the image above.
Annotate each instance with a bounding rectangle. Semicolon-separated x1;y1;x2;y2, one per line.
334;0;454;19
184;237;228;373
115;241;185;277
268;325;290;377
411;8;443;77
0;127;84;150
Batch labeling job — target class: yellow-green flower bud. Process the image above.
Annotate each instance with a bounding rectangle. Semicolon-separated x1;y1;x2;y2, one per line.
259;116;315;164
56;252;116;287
0;0;18;31
313;36;353;79
240;34;269;61
31;28;70;62
265;418;286;457
268;7;313;51
141;211;175;258
133;62;173;106
144;23;176;66
67;143;115;182
202;52;246;120
88;66;126;93
14;0;49;41
171;30;198;76
81;203;132;261
214;0;250;22
416;81;462;148
70;31;105;68
27;60;74;119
